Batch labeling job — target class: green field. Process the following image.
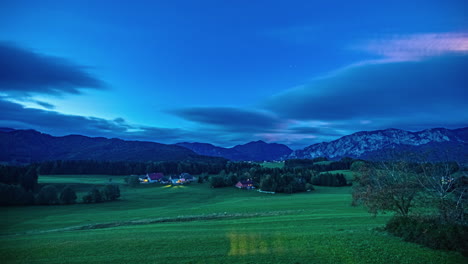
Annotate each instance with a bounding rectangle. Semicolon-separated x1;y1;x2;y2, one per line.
313;161;333;165
259;161;284;169
1;174;465;264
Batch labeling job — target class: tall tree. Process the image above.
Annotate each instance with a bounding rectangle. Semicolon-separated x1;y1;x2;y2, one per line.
59;186;77;204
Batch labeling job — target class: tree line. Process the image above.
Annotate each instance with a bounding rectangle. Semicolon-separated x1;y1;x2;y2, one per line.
209;164;349;193
0;162;124;206
37;159;227;175
285;157;354;172
0;182;121;206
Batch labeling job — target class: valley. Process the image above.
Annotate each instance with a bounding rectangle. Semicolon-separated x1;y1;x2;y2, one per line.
1;174;465;264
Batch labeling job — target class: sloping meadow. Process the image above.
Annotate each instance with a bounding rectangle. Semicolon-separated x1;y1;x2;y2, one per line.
1;175;465;263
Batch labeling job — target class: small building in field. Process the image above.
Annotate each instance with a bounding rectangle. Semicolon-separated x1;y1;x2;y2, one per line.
160;176;171;184
235;180;255;189
179;173;194;182
171;177;186;185
145;172;164;183
139;175;149;183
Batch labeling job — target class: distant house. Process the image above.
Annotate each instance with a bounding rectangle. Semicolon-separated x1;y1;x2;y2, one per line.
160;176;171;184
235;180;255;189
139;175;149;183
179;173;194;183
171;177;186;185
142;172;164;183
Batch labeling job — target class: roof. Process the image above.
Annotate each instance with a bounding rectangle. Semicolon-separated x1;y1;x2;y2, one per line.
180;173;193;179
148;172;164;180
238;180;253;185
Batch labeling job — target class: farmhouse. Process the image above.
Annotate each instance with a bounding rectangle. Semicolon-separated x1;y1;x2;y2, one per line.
171;176;185;185
235;180;255;189
160;176;171;184
179;173;194;182
168;173;194;185
140;172;164;183
139;175;148;183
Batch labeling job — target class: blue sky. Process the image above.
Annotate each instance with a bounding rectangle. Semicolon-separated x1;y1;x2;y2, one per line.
0;0;467;148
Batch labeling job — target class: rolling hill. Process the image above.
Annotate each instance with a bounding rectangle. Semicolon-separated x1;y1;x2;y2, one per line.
0;129;215;164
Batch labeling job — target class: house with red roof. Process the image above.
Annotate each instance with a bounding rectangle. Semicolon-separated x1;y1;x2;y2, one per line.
146;172;164;183
235;180;255;189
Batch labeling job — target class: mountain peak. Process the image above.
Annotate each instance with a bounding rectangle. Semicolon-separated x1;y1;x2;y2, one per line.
289;127;468;162
178;140;292;161
243;140;267;145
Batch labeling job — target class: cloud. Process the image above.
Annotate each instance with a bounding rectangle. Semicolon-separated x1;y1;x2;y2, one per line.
0;42;104;97
287;126;343;137
167;106;353;148
34;100;55;109
0;97;405;149
169;107;284;132
0;98;252;147
264;55;468;127
0;98;129;136
356;32;468;62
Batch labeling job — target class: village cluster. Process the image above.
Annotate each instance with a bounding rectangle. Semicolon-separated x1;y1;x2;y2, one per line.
139;172;256;189
139;172;194;185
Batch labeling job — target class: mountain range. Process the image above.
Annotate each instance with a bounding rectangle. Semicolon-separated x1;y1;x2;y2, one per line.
0;129;213;164
1;127;467;164
288;127;468;162
177;141;293;161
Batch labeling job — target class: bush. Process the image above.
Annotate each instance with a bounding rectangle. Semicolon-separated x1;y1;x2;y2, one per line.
312;173;347;187
260;175;277;192
198;172;208;183
209;176;226;188
59;186;77;204
35;185;59;205
386;216;468;256
0;183;34;205
350;161;366;172
125;175;140;187
102;185;120;201
89;187;103;203
82;194;93;203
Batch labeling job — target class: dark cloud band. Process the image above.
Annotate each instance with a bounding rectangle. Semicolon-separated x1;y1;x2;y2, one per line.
0;42;104;97
169;107;282;132
264;55;468;121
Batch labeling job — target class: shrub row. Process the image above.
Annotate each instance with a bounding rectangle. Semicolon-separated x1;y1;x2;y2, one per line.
82;185;120;203
385;216;468;256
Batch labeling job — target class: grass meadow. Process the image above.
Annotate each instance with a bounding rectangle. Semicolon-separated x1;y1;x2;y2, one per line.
259;161;284;169
1;174;466;264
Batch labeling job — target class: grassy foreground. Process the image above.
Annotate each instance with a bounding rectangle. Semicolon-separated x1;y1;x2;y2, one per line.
0;175;465;264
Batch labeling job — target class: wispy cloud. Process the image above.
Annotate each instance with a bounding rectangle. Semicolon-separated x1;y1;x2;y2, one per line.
168;107;285;133
357;32;468;62
34;100;55;110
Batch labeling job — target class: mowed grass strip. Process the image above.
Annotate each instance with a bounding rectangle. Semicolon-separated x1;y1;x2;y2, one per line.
1;174;466;264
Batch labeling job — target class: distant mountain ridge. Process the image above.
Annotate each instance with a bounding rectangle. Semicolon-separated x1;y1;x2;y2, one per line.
177;140;293;161
289;127;468;162
2;127;466;164
0;129;215;164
